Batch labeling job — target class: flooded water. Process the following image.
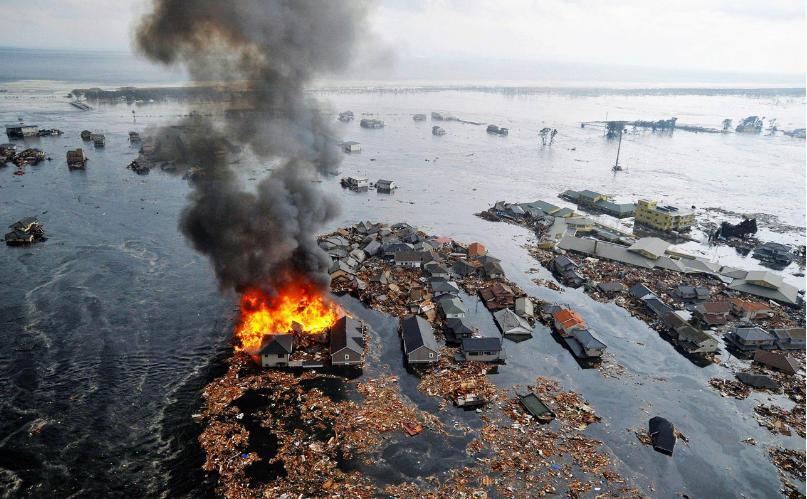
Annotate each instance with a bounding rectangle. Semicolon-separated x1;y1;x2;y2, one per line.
0;75;804;498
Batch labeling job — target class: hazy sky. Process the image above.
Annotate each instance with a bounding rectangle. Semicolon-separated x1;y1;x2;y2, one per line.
1;0;804;79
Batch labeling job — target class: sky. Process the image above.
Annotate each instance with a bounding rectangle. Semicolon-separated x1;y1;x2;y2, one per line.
0;0;804;82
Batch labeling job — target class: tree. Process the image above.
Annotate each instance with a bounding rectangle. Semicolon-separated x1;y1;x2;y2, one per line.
549;128;558;145
539;127;551;146
722;118;732;131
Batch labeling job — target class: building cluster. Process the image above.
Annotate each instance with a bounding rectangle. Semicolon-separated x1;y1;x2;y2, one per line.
317;221;551;371
258;315;368;369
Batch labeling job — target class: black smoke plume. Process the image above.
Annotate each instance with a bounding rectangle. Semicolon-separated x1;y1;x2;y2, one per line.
135;1;368;295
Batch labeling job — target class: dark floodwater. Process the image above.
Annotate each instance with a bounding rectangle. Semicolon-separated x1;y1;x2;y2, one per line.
0;79;804;498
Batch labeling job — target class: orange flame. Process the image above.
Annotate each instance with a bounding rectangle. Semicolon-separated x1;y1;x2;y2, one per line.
234;280;342;353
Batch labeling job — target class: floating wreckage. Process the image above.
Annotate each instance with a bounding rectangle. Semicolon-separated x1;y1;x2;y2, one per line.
412;113;427;121
736;116;764;133
66;148;87;169
432;125;446;136
5;217;47;245
338;110;354;122
648;416;676;455
486;124;509;136
359;118;384;129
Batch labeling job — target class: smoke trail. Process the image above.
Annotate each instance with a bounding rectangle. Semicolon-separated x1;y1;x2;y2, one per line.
135;1;368;294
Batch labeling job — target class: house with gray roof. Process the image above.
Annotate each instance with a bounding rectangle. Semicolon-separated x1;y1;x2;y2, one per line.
445;318;476;343
438;296;466;319
493;308;533;339
563;328;606;359
401;315;440;364
329;316;365;366
459;337;505;362
725;326;776;352
431;279;460;297
259;334;294;367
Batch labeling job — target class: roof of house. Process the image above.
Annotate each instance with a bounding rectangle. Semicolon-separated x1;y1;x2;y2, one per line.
329;316;364;355
754;351;800;374
744;270;784;289
461;337;502;353
628;237;670;260
438;296;465;315
258;334;294;355
431;280;460;294
483;260;504;276
733;326;775;341
552;309;585;330
571;328;606;350
642;296;674;318
493;308;533;335
696;301;732;315
629;283;654;299
394;250;429;263
468;242;487;257
729;297;773;312
578;189;602;200
553;255;577;269
728;277;799;305
446;318;475;337
598;281;626;293
401;315;439;354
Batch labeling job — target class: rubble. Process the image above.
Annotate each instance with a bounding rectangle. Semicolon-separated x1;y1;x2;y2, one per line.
709;378;751;399
127;160;150;175
754;404;805;438
768;448;806;483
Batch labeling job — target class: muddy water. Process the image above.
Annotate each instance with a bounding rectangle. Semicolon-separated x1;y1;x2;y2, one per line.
0;82;804;497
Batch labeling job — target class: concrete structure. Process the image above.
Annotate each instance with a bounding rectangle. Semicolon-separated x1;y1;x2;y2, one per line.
635;199;694;232
259;334;294;367
329;316;365;366
401;315;440;364
460;337;505;362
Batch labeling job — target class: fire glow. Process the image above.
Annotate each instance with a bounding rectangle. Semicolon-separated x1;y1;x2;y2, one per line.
234;280;342;353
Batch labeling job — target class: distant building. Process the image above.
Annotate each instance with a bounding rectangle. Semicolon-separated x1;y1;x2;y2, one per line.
627;238;670;260
401;315;440;364
329;316;365;366
376;179;397;192
560;189;635;218
752;242;794;267
259;334;294;368
359;118;384;129
342;141;361;153
341;176;369;191
5;123;38;138
635;199;694;232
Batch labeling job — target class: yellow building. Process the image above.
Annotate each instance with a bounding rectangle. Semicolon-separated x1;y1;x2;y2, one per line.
635;199;695;232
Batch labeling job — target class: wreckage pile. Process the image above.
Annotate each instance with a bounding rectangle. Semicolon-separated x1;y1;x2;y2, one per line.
9;148;46;167
4;217;47;245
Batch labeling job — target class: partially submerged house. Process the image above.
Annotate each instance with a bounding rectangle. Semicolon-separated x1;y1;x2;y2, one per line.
376;179;397;192
431;279;461;298
729;298;774;321
401;315;440;364
259;334;294;368
329;316;365;367
661;311;719;354
752;242;794;267
727;271;800;307
394;250;431;268
493;308;533;339
672;285;709;303
519;393;555;423
342;141;361;153
445;318;476;343
438;296;466;319
693;301;732;327
5;217;46;245
5;123;38;138
551;255;585;288
563;328;607;359
459;337;505;362
479;282;516;311
514;296;534;319
771;328;806;350
552;308;585;336
725;326;776;352
341;176;369;191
